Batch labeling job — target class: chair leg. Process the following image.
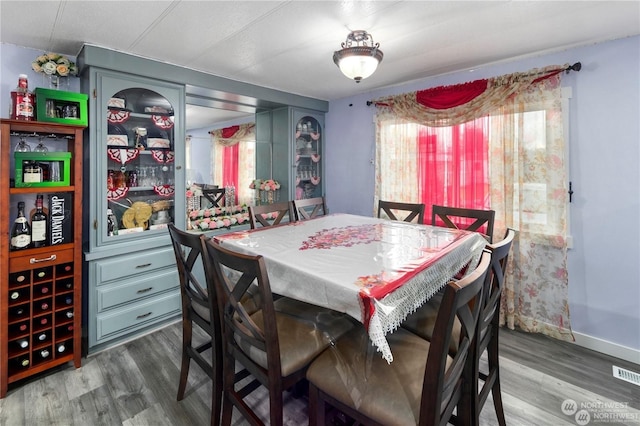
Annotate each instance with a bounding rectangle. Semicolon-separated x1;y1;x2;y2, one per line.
488;330;506;426
308;383;325;426
177;317;193;401
211;338;222;426
269;382;284;426
220;355;235;426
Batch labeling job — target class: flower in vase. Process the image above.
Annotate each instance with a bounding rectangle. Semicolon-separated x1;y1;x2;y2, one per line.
32;52;78;77
260;179;280;191
249;179;262;189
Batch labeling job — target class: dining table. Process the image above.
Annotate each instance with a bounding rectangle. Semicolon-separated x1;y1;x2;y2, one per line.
213;213;486;363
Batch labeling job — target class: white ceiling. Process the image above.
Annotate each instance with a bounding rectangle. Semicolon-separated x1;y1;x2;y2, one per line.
2;1;639;128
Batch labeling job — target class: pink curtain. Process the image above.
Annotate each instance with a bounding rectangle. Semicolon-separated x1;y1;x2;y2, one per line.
221;144;239;204
418;118;490;230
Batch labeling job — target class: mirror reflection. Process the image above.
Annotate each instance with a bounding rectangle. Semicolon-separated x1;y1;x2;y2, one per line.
185;104;256;212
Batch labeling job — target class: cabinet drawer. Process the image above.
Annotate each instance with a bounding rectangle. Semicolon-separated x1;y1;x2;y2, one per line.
97;269;178;311
95;247;175;284
96;290;180;340
9;248;74;272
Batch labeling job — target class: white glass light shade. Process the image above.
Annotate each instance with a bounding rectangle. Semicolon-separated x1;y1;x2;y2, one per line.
336;52;380;82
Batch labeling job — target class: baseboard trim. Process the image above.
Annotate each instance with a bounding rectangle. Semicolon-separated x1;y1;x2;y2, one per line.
572;332;640;365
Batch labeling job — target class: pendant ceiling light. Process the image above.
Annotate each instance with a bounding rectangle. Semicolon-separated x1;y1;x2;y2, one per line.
333;30;383;83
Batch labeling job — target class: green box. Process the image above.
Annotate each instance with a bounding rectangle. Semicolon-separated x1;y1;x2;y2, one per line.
14;152;71;187
35;88;88;126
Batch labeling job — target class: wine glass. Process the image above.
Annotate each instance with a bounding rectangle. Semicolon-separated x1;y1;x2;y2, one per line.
15;136;31;152
34;136;49;152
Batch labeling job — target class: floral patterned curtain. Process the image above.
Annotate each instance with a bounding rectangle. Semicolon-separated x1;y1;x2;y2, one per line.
374;66;573;341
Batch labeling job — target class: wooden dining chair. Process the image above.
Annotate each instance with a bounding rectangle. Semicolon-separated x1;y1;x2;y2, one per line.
201;238;355;426
472;228;515;426
248;201;294;229
168;223;222;426
292;196;327;220
402;229;515;426
431;205;496;243
377;200;425;224
306;251;491;426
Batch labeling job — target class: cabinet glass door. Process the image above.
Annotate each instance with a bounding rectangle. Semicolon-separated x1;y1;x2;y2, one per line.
294;115;322;200
103;84;179;241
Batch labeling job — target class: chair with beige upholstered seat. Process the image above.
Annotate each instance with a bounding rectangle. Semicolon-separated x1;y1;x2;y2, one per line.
431;204;496;243
306;251;491;426
248;201;295;229
201;238;355;426
292;196;327;220
377;200;425;224
402;229;516;426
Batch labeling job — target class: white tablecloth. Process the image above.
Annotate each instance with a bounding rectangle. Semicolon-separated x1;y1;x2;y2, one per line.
214;213;486;362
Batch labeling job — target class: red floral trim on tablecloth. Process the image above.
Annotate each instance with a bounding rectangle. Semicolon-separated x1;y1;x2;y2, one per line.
107;148;139;164
107;186;129;201
151;115;174;129
107;108;130;123
153;184;175;197
151;149;174;163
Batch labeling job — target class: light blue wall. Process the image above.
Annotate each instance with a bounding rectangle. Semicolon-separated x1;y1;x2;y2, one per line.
325;35;640;354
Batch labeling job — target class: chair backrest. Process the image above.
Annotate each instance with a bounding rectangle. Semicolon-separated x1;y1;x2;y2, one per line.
478;228;516;345
168;224;216;327
420;250;490;425
249;201;294;229
202;239;283;377
377;200;425;224
431;205;496;243
292;197;327;220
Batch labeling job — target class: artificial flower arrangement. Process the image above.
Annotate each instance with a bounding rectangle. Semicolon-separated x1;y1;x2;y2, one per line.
188;204;251;231
260;179;280;191
186;183;203;199
32;52;78;77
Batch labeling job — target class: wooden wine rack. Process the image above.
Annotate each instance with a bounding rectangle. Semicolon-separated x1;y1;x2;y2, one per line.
1;119;84;398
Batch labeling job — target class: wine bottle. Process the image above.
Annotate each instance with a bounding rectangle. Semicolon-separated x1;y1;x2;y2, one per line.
31;194;48;248
40;349;50;358
63;296;72;305
65;310;74;318
39;317;48;326
16;339;29;349
40;286;50;294
40;302;49;311
56;342;66;353
11;306;26;317
15;357;30;368
10;290;21;300
37;332;47;341
10;201;31;250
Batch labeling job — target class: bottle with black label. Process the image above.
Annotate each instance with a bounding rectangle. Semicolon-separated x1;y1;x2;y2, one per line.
10;202;31;250
31;195;48;248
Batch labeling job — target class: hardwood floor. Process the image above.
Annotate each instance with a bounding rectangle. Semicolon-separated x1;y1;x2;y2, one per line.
1;322;638;425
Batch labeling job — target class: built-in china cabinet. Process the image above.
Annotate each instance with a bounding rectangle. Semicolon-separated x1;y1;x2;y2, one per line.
78;44;327;352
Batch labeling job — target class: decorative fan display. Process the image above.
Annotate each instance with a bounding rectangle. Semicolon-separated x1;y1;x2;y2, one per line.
107;148;139;164
153;184;175;197
107;108;131;123
151;115;174;129
107;186;129;201
151;149;175;163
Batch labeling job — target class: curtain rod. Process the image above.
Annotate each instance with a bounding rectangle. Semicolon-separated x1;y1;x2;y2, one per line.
365;61;582;106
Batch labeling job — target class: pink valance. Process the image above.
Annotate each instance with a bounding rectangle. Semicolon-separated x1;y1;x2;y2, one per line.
416;79;488;109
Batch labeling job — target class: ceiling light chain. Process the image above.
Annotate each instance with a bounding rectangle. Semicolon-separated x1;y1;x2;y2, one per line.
333;30;384;83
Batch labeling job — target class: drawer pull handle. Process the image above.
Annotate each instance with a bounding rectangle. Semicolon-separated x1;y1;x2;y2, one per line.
137;287;153;294
135;263;152;269
30;254;57;264
136;312;152;320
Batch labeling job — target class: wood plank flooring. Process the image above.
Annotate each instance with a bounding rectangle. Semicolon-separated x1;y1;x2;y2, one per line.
1;321;639;425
